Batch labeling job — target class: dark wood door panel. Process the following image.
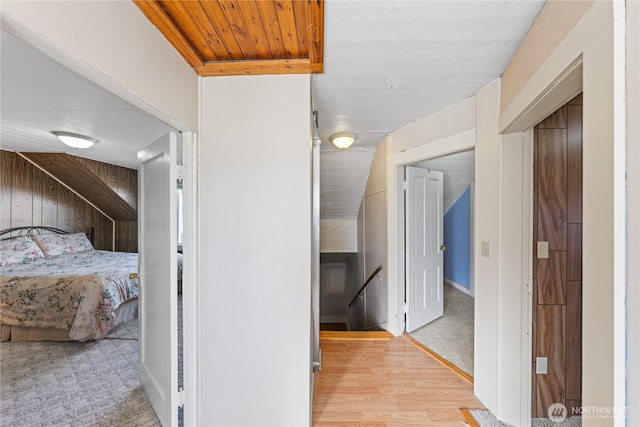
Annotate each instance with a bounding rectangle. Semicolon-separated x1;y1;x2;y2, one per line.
533;187;538;278
566;281;582;401
567;105;583;223
538;251;567;305
537;105;567;129
537;128;567;250
567;224;582;281
532;95;582;418
536;305;566;416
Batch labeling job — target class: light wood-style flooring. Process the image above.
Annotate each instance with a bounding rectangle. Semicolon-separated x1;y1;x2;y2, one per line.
313;332;483;426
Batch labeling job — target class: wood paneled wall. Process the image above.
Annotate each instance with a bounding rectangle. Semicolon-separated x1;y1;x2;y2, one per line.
74;157;138;252
0;150;113;250
532;94;582;417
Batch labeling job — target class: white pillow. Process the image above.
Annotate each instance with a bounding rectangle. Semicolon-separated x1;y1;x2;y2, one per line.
0;236;46;266
31;233;94;258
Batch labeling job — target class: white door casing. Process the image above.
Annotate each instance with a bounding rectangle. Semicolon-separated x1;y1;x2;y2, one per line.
138;132;178;427
405;166;444;333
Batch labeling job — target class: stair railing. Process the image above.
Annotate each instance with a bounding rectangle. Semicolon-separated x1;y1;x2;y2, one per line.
348;266;383;308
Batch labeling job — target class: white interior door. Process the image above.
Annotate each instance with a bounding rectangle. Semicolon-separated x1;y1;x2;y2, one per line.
138;132;178;427
405;166;444;333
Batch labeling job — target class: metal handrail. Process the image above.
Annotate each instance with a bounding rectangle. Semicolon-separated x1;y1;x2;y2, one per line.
348;266;383;308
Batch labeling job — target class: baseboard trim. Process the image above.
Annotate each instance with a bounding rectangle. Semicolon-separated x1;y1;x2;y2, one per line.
403;333;474;384
445;278;473;297
459;408;482;427
320;331;394;340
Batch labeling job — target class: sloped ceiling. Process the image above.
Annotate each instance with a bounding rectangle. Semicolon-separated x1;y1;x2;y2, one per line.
414;149;475;213
20;152;137;221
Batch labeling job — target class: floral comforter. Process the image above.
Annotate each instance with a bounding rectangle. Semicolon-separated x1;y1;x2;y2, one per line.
0;251;138;341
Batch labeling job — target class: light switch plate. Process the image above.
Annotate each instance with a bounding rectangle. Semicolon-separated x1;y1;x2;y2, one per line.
536;357;548;374
481;241;490;258
537;241;549;259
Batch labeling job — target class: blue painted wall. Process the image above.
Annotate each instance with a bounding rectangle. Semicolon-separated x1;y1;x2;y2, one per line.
443;185;471;289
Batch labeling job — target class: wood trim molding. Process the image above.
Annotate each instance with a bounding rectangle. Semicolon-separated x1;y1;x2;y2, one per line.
306;0;324;65
133;0;205;70
403;334;474;384
196;58;323;76
459;408;482;427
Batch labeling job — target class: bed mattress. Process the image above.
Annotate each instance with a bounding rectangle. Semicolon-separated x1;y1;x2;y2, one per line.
0;250;139;341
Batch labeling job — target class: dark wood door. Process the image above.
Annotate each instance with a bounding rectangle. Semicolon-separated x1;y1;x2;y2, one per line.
532;94;582;417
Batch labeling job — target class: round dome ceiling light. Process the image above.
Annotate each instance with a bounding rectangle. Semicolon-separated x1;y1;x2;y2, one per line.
330;132;357;150
51;131;98;149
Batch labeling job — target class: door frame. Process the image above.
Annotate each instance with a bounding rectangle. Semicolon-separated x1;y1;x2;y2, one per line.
386;129;476;336
500;59;582;425
181;131;200;426
2;22;201;425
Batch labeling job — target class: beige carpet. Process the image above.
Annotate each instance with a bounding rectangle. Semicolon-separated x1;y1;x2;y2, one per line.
409;284;474;375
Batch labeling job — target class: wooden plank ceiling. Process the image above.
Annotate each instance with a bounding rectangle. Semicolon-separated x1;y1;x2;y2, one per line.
133;0;324;76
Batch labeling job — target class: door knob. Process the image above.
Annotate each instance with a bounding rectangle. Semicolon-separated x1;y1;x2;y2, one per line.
440;244;446;251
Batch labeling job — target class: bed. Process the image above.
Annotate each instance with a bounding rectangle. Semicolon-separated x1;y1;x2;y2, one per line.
0;226;139;342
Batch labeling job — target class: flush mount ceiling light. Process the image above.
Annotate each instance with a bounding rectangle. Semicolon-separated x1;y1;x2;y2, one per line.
51;131;98;149
330;132;357;150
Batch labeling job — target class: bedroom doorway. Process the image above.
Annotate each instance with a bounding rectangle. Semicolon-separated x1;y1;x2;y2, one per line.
405;150;476;377
0;23;199;427
386;129;476;362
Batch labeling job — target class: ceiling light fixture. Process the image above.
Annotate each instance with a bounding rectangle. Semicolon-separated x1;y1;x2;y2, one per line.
51;131;98;149
330;132;357;150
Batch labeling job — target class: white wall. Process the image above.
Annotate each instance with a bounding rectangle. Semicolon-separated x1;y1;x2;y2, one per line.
320;219;356;252
473;80;501;413
1;1;198;131
199;75;311;426
390;96;476;154
497;132;530;425
350;200;365;329
319;261;347;318
359;139;389;329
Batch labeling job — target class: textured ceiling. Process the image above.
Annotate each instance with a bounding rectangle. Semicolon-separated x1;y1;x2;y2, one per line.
315;0;545;220
1;1;544;219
